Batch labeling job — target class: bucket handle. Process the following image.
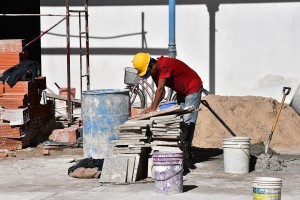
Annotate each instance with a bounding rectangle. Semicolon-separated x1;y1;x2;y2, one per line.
152;163;183;181
238;144;251;158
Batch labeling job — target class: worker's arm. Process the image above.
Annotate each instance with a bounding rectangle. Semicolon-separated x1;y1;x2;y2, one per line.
141;78;166;114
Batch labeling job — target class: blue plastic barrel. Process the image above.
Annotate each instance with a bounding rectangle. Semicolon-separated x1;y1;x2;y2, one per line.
81;89;130;159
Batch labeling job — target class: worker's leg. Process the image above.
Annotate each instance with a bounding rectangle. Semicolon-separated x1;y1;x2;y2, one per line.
178;90;202;143
177;89;202;168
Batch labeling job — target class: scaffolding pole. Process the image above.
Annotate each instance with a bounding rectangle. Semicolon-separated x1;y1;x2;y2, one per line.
65;0;90;126
66;0;72;126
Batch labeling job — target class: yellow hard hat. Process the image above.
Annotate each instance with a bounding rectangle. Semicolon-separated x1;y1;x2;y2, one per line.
132;52;151;77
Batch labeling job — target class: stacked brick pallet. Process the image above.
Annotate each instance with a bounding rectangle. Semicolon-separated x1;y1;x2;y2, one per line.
0;39;55;150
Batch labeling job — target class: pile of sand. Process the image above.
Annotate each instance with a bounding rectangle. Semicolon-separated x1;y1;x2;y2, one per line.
193;95;300;154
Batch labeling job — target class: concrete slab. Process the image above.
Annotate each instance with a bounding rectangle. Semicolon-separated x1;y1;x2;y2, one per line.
0;148;299;200
99;157;128;183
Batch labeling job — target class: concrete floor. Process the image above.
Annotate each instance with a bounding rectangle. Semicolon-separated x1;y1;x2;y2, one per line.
0;148;299;200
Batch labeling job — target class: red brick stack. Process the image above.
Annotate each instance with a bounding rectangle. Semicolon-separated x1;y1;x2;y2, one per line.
0;39;27;76
0;39;55;150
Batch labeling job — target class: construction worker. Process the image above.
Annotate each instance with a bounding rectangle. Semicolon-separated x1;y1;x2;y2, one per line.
132;52;203;169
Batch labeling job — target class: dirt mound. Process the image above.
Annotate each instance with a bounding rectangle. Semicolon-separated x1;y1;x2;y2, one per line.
193;95;300;154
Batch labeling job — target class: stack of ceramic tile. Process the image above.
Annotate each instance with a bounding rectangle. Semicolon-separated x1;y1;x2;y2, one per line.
112;120;152;154
150;114;187;149
99;120;151;183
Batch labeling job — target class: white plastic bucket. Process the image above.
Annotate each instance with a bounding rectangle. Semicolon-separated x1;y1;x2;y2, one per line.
253;177;282;200
223;137;251;174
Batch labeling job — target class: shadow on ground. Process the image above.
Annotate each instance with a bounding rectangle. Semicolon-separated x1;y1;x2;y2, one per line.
183;185;198;192
191;147;223;163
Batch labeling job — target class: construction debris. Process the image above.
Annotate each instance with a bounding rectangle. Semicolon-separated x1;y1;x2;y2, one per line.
0;39;55;150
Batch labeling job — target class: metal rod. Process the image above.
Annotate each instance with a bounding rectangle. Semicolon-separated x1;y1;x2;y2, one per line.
79;12;83;99
66;0;72;126
141;12;147;104
85;0;90;90
0;14;67;17
201;100;237;137
24;17;66;50
142;12;145;49
46;31;147;39
69;10;87;12
0;13;81;17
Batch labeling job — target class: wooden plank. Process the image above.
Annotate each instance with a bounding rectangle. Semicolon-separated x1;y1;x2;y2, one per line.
46;92;81;104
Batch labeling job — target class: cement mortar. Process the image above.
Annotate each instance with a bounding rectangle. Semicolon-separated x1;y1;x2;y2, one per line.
255;153;286;172
249;142;286;172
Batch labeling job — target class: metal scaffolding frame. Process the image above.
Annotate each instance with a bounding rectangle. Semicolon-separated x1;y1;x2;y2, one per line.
1;0;90;126
66;0;90;126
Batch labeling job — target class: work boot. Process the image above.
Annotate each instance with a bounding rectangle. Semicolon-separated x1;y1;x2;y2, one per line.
186;157;196;169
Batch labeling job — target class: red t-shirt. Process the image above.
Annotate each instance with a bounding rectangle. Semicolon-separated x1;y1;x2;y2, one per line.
154;56;203;96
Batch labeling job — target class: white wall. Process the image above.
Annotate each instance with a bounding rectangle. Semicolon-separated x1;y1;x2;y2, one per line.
217;3;300;102
41;3;300;102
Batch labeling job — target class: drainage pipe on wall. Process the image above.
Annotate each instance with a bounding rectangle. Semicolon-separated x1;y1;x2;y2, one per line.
168;0;176;100
207;0;219;95
168;0;176;58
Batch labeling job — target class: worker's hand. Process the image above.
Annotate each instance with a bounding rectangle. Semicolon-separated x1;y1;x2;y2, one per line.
141;107;156;115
